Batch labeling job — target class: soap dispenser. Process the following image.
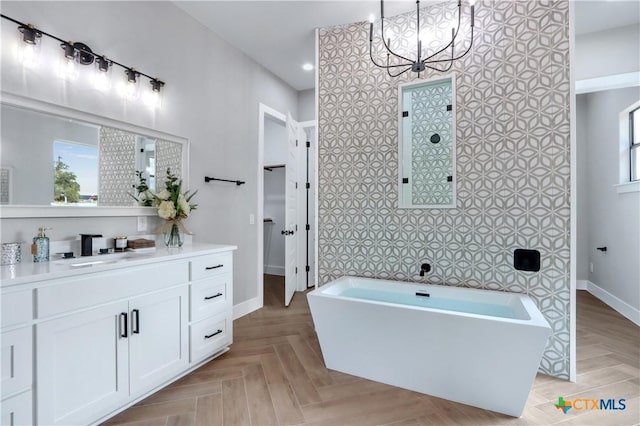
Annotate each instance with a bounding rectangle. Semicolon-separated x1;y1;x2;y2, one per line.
32;227;51;262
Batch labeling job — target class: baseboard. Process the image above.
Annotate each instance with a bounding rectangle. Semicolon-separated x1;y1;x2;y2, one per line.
576;280;588;290
264;265;285;276
582;281;640;326
233;296;262;320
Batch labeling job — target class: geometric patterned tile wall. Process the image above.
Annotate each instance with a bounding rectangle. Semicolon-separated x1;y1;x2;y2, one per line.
318;0;571;378
156;139;183;190
99;126;136;206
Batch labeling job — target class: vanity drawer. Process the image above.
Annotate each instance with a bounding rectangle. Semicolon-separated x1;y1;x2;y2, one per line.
190;274;231;322
1;327;32;398
1;290;33;328
190;252;232;281
190;313;231;363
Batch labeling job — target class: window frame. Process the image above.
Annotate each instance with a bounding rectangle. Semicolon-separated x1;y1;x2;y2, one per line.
630;106;640;182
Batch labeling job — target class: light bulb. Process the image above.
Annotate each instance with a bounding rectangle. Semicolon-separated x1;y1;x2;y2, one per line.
302;63;314;71
19;42;40;67
58;57;79;80
368;14;375;23
142;89;161;109
92;70;111;91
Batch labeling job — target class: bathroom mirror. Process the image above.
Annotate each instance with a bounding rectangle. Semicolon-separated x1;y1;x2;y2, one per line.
398;75;456;208
0;93;188;217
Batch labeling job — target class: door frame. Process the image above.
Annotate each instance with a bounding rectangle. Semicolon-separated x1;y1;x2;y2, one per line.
298;120;317;291
258;103;287;309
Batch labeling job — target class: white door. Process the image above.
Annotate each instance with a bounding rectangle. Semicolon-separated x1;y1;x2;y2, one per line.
129;286;189;397
37;301;129;425
284;113;303;306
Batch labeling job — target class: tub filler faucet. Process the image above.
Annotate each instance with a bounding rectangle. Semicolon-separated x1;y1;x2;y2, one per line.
419;263;431;276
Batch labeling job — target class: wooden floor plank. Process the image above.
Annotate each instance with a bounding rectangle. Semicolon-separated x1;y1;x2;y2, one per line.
103;399;196;425
166;412;194;426
195;393;223;426
137;382;222;406
274;342;323;406
221;377;251;426
242;363;279;425
260;352;306;425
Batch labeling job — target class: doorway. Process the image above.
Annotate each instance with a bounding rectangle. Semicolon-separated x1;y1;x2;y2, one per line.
258;103;316;309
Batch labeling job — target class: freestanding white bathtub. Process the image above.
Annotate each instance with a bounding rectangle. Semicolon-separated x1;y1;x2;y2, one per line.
307;277;551;417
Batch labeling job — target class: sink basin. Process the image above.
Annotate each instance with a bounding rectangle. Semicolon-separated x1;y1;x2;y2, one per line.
68;259;116;267
54;251;151;267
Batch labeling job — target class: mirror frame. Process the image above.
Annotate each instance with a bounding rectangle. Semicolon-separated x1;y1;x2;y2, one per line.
0;91;189;218
397;74;457;209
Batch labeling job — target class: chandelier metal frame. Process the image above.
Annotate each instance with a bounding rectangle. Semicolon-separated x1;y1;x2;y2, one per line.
369;0;476;78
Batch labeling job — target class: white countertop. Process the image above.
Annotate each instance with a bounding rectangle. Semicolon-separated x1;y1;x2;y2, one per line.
0;243;237;288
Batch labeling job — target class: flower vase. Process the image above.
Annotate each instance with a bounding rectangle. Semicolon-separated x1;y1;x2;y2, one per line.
164;223;183;248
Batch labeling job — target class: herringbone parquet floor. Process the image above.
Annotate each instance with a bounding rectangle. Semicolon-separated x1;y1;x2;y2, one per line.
104;276;640;426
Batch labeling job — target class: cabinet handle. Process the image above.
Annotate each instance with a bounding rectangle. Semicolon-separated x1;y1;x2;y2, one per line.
120;312;128;338
205;264;224;270
204;329;223;339
204;292;223;300
132;309;140;334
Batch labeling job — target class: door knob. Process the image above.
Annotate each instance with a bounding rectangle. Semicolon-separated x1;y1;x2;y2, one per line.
281;230;294;236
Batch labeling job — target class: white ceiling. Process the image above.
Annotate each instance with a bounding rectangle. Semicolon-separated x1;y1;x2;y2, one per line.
175;0;640;91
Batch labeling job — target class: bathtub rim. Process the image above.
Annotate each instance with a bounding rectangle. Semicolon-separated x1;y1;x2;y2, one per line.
309;276;550;328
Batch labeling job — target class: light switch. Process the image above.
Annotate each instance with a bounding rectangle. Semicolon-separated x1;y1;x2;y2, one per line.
249;214;255;225
137;216;148;232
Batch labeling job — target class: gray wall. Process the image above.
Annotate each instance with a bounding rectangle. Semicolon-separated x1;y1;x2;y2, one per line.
297;89;315;122
318;1;571;378
0;1;298;306
263;168;285;275
580;87;640;311
576;95;589;281
575;24;640;81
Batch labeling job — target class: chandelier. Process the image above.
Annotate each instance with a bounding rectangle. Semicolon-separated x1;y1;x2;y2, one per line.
369;0;476;77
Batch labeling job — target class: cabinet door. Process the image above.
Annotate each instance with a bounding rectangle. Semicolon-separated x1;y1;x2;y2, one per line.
1;327;32;399
37;301;129;426
129;286;189;397
1;391;32;426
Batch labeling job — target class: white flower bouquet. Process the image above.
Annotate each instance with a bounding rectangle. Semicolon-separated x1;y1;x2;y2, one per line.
151;168;198;247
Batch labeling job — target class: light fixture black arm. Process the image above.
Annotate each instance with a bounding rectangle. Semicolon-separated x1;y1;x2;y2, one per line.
422;0;462;63
1;13;164;87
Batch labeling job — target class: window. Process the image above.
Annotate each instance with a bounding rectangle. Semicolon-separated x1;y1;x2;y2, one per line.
631;107;640;182
52;140;98;206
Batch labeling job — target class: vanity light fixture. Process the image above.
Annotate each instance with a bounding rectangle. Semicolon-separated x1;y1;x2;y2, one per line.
369;0;475;77
18;23;41;44
150;78;164;92
93;55;112;90
96;55;110;73
125;68;139;84
143;78;165;108
17;23;42;67
1;13;166;98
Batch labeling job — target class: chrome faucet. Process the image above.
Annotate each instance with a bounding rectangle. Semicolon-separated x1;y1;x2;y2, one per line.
80;234;103;256
419;263;431;276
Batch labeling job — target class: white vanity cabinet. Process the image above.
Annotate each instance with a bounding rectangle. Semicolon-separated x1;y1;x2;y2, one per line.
0;244;235;426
